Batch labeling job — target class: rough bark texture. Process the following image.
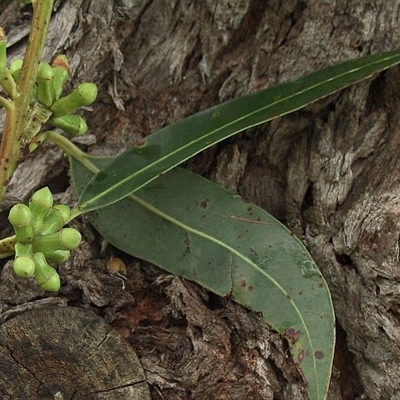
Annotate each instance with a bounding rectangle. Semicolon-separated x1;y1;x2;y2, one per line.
1;0;400;399
0;307;151;399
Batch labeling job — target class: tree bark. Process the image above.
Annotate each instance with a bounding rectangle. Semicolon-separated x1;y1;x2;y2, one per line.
1;0;400;399
0;307;151;399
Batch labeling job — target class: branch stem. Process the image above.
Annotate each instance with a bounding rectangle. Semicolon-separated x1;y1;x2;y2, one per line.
0;0;54;206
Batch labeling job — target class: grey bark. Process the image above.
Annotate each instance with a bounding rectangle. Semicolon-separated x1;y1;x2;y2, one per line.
1;0;400;399
0;307;151;399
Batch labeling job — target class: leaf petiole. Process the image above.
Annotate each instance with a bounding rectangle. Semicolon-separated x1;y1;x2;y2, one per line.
0;96;14;112
45;131;99;220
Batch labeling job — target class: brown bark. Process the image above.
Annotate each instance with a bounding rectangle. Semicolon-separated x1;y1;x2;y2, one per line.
1;0;400;399
0;307;150;399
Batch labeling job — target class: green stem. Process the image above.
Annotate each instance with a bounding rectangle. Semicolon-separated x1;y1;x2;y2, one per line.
45;131;99;220
16;0;54;131
45;131;99;174
0;0;54;206
0;96;14;112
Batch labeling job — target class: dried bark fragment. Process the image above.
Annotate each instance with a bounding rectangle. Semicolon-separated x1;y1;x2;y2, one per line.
0;307;150;399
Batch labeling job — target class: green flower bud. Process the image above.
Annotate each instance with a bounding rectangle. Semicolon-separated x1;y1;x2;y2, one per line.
37;62;55;107
30;187;54;209
51;55;70;100
53;204;71;222
33;227;81;253
29;187;53;234
50;114;88;136
60;228;82;249
45;249;71;263
33;252;60;292
41;204;71;235
50;82;98;117
14;242;33;258
8;204;34;243
9;59;23;82
8;203;32;227
13;256;36;278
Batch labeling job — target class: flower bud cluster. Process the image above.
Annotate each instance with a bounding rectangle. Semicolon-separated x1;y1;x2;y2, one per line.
1;44;97;139
8;187;81;291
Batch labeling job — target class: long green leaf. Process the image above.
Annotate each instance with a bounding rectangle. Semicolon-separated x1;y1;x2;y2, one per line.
77;49;400;213
71;155;335;400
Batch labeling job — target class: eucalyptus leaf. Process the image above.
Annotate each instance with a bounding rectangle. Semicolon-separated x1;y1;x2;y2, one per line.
71;155;335;400
77;49;400;213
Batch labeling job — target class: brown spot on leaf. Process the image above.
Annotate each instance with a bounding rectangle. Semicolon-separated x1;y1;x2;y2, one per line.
298;349;308;363
314;350;324;359
285;328;301;344
134;138;148;147
239;279;247;288
200;199;210;209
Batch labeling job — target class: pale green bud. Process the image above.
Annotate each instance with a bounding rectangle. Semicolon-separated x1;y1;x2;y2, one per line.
29;187;54;234
33;228;81;253
50;82;98;117
13;256;36;278
33;252;60;292
8;204;34;243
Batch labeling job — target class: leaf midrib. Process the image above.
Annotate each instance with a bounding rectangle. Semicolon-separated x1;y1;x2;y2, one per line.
80;53;399;213
127;190;320;391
